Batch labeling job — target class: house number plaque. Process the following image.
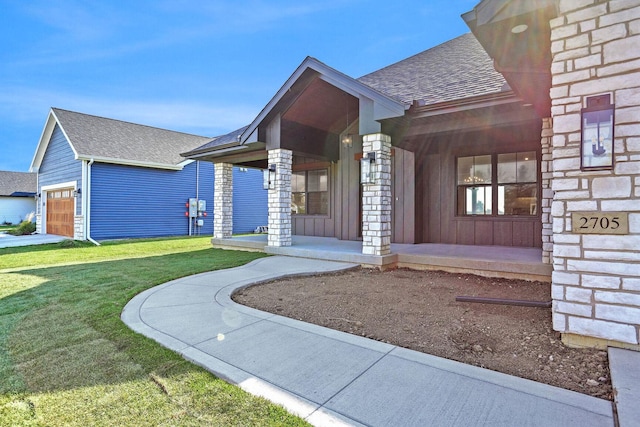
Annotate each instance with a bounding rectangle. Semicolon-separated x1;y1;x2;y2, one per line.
571;212;629;235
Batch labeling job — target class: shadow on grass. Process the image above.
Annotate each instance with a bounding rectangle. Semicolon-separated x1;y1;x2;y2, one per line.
1;249;265;394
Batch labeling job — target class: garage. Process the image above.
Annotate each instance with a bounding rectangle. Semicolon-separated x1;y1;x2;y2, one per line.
46;188;74;237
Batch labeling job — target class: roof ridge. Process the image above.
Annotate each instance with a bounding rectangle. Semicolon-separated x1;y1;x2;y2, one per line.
51;107;212;139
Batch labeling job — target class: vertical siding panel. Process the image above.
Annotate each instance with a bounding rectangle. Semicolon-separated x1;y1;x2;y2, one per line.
426;154;442;243
340;148;350;240
513;222;534;247
334;157;343;238
392;150;403;243
348;139;362;240
403;150;415;243
304;218;314;235
441;148;456;244
475;220;494;245
494;222;513;246
534;220;542;248
456;221;475;245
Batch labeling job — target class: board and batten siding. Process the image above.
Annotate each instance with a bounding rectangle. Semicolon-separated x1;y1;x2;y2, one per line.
232;167;268;234
37;124;82;215
419;129;542;247
292;138;415;244
89;161;214;240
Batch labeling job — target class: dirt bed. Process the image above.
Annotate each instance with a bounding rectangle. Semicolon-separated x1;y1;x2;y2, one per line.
233;267;612;400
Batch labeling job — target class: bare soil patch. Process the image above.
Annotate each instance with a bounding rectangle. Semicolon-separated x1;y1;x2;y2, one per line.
233;267;612;400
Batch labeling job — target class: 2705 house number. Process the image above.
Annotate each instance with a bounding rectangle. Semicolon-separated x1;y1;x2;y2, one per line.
571;212;629;235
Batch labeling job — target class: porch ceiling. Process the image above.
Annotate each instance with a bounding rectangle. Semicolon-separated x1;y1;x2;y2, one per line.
282;78;359;136
463;0;559;118
387;97;541;152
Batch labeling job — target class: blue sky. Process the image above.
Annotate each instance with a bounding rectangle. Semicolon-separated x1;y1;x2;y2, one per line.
1;0;478;172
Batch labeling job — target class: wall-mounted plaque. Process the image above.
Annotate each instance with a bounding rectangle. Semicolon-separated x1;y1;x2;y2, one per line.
571;212;629;235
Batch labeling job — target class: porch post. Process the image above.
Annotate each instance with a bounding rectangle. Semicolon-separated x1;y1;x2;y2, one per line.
361;133;392;256
213;162;233;239
267;148;292;247
541;117;553;264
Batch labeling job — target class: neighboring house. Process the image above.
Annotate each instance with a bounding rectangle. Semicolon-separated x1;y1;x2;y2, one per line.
0;171;36;224
183;0;640;350
30;108;267;241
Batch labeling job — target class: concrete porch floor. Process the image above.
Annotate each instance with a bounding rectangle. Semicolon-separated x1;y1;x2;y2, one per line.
211;235;552;282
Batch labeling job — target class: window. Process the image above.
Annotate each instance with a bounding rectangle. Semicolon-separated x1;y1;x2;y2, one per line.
497;152;537;215
292;169;328;215
457;155;492;215
457;151;537;216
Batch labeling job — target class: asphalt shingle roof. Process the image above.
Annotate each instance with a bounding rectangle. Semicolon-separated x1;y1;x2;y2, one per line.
358;33;509;106
0;171;37;196
52;108;212;166
182;126;249;156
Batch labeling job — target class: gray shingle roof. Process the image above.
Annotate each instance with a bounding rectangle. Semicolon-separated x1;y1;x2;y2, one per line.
0;171;37;196
358;33;509;106
52;108;212;166
182;126;249;156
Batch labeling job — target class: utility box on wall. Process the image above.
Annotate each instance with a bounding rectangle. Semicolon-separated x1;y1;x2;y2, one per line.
188;198;198;217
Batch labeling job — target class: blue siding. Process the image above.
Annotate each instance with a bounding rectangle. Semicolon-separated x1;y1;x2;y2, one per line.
38;125;82;215
90;161;214;240
233;167;268;234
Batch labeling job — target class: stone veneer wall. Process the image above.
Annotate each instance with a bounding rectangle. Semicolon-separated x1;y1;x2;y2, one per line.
213;163;233;239
74;215;84;240
267;149;292;247
361;134;392;256
541;117;554;265
550;0;640;347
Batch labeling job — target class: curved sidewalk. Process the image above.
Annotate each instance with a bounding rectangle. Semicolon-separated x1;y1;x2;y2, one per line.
121;256;613;427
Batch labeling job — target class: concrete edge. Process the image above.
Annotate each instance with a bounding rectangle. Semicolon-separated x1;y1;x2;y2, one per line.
390;347;613;418
608;347;640;427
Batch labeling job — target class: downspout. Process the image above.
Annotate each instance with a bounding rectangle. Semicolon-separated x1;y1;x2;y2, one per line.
85;158;100;246
195;161;200;236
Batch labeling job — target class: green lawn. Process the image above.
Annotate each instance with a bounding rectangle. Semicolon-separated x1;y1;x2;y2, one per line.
0;237;310;426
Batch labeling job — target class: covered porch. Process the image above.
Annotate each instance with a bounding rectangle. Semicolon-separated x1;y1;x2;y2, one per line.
211;234;552;282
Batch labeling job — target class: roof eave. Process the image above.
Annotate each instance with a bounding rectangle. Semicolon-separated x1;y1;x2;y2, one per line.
184;141;267;162
76;155;184;171
408;90;523;118
180;140;242;158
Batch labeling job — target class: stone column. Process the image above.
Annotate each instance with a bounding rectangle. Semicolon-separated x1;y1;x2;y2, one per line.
550;0;640;348
213;163;233;239
541;117;554;264
268;149;292;247
361;133;392;256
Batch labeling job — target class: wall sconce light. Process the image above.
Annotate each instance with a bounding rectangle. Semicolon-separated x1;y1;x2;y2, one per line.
342;95;353;148
341;133;353;148
360;152;376;184
263;164;276;190
73;188;82;198
581;94;614;170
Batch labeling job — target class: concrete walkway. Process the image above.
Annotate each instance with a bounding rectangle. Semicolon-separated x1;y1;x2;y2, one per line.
121;256;616;427
0;232;68;248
